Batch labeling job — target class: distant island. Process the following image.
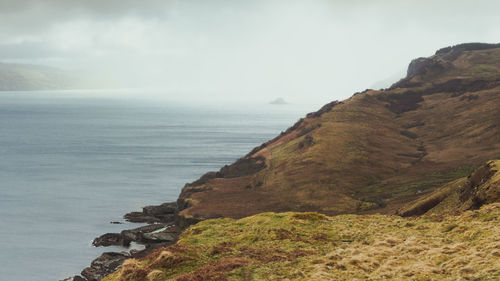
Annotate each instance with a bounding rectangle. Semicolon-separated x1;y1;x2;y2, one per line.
0;63;77;91
269;97;287;105
0;62;110;91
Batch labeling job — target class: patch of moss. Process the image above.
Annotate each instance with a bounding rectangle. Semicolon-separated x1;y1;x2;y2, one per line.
357;201;378;211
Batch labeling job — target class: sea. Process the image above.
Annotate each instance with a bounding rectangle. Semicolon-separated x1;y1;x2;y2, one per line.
0;91;312;281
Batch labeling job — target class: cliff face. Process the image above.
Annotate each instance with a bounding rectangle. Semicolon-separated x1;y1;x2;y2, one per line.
177;43;500;224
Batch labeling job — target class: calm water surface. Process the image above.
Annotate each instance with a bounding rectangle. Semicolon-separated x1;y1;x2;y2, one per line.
0;91;310;281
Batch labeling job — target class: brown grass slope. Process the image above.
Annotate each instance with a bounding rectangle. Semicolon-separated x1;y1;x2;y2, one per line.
177;43;500;225
398;160;500;216
104;202;500;281
105;161;500;280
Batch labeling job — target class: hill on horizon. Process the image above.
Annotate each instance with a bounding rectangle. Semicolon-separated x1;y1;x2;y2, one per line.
0;62;79;91
0;62;116;91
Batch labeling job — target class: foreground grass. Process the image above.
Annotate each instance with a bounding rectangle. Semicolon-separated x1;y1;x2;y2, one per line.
104;203;500;281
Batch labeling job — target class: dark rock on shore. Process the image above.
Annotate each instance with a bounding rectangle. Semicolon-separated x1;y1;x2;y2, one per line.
61;276;86;281
92;223;172;247
72;202;182;281
142;231;176;243
92;233;128;247
121;223;170;244
123;211;160;223
143;202;177;216
81;252;130;281
124;202;177;223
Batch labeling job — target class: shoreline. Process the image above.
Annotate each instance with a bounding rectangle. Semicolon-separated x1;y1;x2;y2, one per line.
63;202;186;281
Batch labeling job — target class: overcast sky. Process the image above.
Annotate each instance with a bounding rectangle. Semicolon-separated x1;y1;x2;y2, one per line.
1;0;499;104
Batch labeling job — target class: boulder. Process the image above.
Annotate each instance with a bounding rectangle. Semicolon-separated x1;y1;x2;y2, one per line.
92;233;128;247
123;212;160;223
81;252;129;281
124;202;177;223
143;202;177;216
60;276;86;281
142;232;176;243
121;224;167;244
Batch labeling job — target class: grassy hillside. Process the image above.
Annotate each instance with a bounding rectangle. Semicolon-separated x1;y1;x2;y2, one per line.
104;159;500;280
176;44;500;224
398;160;500;216
104;202;500;280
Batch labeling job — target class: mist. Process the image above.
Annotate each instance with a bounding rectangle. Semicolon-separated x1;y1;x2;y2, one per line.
1;0;499;106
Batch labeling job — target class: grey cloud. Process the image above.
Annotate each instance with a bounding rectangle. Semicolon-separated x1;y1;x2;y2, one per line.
0;0;172;17
0;0;499;104
0;41;76;59
0;0;173;36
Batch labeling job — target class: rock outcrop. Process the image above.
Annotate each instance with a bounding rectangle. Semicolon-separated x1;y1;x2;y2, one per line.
81;252;130;281
123;202;177;223
71;202;181;281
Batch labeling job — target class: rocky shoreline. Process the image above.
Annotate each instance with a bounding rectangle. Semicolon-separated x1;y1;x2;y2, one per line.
62;202;182;281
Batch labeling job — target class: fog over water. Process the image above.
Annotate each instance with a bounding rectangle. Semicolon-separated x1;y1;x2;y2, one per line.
1;0;499;105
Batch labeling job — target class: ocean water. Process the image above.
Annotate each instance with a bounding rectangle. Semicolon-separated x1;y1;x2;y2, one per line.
0;91;310;281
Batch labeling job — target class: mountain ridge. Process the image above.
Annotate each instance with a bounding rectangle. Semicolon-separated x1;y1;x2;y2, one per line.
176;43;500;226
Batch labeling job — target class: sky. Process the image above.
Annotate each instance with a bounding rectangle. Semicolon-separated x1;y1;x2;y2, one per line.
0;0;499;105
